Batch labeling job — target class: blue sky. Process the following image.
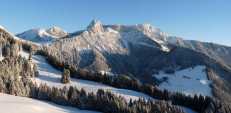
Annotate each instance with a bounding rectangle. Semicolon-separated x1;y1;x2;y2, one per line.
0;0;231;46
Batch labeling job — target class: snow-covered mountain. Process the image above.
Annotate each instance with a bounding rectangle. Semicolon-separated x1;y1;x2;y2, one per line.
25;20;231;104
12;20;231;69
16;26;68;44
41;20;174;74
0;26;200;113
39;20;230;74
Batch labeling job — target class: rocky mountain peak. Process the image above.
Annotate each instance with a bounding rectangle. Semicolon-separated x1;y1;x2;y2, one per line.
46;26;67;38
87;19;104;33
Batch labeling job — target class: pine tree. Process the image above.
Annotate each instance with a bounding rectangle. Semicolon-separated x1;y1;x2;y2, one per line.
29;51;32;61
61;68;71;84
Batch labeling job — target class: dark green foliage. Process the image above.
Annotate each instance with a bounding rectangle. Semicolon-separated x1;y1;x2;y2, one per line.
33;85;186;113
37;84;51;100
2;44;11;57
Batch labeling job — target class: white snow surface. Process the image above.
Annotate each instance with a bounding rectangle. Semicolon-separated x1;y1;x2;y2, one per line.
0;93;100;113
0;25;5;30
153;66;212;96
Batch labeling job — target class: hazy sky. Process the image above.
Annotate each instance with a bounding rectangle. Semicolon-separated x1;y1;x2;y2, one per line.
0;0;231;46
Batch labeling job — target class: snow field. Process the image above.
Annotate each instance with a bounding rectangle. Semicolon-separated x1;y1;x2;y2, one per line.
0;93;101;113
153;66;212;96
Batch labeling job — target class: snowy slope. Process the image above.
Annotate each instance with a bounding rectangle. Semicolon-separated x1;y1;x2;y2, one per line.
0;93;100;113
34;55;152;101
153;66;212;96
20;51;152;101
21;50;197;113
20;50;197;113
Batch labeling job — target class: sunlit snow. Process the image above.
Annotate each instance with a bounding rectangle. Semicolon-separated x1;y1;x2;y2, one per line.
0;93;101;113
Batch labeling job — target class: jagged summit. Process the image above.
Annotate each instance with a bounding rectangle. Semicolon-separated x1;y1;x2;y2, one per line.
87;19;104;33
85;20;162;36
46;26;67;38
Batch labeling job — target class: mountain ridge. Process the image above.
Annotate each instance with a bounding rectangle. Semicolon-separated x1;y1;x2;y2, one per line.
16;26;68;44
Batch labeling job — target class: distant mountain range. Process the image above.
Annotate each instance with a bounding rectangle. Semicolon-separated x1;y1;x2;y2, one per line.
16;20;231;68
